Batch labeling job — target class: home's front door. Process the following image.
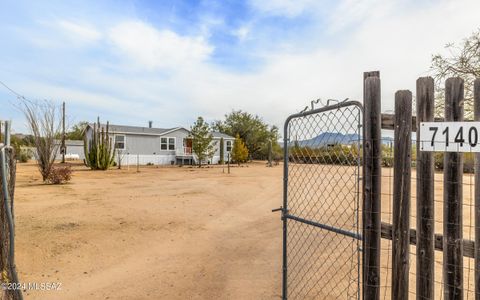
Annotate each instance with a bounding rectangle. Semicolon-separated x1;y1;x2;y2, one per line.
183;138;193;154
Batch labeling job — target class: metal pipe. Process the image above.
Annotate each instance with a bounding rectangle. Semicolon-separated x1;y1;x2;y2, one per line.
282;115;289;300
0;148;23;300
284;214;362;241
4;120;11;146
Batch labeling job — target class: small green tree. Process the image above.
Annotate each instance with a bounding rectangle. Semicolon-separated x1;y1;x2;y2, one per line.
66;121;88;140
212;110;280;159
84;118;115;170
231;134;249;165
190;117;216;167
219;137;225;164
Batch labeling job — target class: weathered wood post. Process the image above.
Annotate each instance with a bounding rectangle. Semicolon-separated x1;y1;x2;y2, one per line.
363;71;381;300
474;78;480;300
416;77;435;299
392;90;412;300
443;77;464;300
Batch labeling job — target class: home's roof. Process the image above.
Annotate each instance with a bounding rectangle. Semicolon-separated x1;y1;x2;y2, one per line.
87;123;234;139
88;123;182;136
211;132;235;139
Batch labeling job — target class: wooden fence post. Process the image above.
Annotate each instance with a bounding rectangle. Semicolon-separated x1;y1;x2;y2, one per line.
416;77;435;299
363;72;381;300
392;90;412;300
443;77;464;300
474;78;480;300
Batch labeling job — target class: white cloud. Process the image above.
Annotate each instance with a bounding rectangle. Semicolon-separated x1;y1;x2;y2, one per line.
232;25;250;41
107;21;214;70
162;0;480;127
248;0;319;18
6;0;480;134
57;20;102;43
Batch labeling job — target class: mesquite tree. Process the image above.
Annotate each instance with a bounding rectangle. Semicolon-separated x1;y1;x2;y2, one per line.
431;28;480;118
84;118;115;170
190;117;216;167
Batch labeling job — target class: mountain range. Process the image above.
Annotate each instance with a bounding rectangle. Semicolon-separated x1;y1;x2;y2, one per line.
285;132;395;148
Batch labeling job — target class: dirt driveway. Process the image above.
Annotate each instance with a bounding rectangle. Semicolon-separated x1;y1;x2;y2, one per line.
14;162;282;299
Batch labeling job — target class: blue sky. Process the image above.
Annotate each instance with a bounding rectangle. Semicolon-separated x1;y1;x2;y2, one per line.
1;0;479;133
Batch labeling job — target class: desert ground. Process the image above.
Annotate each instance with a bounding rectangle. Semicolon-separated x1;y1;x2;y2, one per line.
14;162;283;299
13;161;478;299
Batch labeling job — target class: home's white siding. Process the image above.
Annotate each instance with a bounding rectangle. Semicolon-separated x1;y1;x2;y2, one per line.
85;126;234;166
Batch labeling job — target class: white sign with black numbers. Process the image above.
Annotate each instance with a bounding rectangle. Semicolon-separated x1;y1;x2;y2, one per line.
419;122;480;152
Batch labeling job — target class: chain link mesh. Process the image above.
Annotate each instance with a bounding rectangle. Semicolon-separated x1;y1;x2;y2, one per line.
285;102;362;299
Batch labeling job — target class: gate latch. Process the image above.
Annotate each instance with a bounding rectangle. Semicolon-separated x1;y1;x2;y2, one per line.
272;206;287;219
272;206;283;213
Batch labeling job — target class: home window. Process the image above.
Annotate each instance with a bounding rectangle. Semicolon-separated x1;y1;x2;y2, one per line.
226;140;232;152
161;138;168;150
161;137;175;150
114;135;126;150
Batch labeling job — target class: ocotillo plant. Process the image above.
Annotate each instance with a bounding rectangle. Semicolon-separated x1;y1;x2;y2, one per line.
84;118;115;170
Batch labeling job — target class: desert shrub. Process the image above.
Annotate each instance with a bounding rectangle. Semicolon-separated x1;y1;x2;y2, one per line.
17;150;31;163
47;165;73;184
289;144;361;166
232;134;249;164
433;152;475;173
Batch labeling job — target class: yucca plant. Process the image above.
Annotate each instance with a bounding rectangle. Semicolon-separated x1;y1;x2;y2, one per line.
84;118;115;170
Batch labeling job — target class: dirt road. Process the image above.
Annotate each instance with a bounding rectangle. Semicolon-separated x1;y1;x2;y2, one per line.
14;162;283;299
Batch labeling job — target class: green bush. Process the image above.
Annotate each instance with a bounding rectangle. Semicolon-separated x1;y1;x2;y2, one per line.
17;150;31;163
434;152;475;173
289;144;360;166
232;134;249;164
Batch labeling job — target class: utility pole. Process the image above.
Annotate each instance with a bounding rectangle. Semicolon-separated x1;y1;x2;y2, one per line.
61;101;66;163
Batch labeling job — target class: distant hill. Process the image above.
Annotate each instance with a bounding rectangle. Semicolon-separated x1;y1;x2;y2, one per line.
294;132;360;148
283;132;395;148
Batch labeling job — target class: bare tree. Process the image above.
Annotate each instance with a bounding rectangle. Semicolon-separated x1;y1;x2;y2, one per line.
21;100;61;181
431;28;480;118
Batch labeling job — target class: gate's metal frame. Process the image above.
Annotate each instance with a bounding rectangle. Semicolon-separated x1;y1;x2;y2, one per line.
281;100;364;300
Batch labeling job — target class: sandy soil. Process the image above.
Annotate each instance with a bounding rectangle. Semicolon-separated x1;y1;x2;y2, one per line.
13;161;478;299
14;162;283;300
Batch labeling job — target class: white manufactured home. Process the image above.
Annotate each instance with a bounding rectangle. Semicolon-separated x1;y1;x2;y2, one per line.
84;123;235;166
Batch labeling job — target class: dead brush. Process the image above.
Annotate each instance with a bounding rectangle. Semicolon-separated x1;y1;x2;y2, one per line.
47;165;73;184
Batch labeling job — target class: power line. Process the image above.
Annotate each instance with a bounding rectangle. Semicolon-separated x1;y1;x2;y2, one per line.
0;79;26;100
0;79;62;109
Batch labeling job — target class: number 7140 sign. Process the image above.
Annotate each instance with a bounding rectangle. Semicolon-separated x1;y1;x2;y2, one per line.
419;122;480;152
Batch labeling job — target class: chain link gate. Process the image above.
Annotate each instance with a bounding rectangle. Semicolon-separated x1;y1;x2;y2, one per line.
280;100;363;299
